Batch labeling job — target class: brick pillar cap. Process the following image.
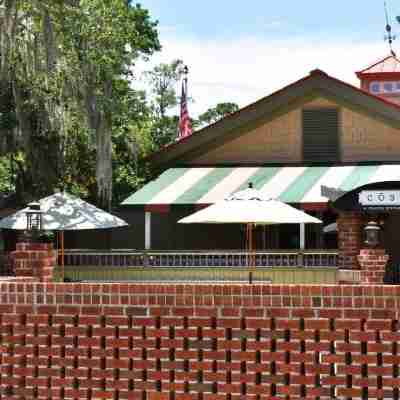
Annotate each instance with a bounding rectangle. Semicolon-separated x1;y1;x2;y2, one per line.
16;242;53;251
359;248;386;256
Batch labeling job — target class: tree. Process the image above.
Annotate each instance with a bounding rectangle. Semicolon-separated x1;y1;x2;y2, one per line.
112;83;154;205
146;59;186;149
61;1;160;209
197;102;239;127
0;0;65;202
0;0;160;209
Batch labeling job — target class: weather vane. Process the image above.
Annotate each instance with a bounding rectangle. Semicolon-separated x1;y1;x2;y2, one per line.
384;1;397;56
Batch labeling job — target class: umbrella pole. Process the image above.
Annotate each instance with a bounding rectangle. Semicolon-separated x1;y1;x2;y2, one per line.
60;231;64;282
252;224;255;277
247;223;254;284
56;231;59;279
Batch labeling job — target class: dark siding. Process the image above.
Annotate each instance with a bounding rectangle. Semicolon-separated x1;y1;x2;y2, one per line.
303;108;339;162
63;209;145;250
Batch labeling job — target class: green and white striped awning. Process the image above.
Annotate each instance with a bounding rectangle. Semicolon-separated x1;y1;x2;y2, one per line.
122;165;400;207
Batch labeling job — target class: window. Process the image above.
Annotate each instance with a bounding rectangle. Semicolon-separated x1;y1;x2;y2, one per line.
303;108;339;162
372;81;400;94
370;82;380;93
384;82;394;92
278;224;299;249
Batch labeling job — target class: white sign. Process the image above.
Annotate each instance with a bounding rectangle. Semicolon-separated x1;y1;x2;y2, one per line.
359;190;400;206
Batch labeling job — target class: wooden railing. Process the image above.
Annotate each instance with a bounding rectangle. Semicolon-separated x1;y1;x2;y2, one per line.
63;250;339;268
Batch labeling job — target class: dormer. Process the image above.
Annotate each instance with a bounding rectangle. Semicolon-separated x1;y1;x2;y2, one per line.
356;54;400;105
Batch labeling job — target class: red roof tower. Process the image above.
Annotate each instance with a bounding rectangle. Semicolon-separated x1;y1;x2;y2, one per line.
356;54;400;104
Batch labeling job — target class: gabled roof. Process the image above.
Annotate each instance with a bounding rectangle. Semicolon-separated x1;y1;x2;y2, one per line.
149;69;400;167
357;54;400;75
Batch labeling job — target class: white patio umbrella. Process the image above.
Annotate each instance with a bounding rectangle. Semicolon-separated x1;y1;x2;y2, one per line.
0;192;128;279
178;185;321;282
179;186;321;225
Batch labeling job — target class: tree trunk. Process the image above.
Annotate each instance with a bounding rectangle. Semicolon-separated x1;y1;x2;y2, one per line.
84;78;113;210
96;114;112;211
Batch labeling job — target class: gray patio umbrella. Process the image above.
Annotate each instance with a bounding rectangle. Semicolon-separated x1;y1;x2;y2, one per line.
0;192;128;231
0;192;128;279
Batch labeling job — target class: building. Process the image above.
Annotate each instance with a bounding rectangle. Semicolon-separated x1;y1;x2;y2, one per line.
121;55;400;276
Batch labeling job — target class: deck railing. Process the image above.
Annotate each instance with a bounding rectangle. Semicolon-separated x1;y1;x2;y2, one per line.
63;250;339;268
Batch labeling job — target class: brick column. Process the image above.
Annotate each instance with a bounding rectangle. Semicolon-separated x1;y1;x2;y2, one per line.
11;242;56;282
357;248;389;285
337;211;364;269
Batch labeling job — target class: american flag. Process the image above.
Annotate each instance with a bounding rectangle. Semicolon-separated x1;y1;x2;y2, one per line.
178;77;192;140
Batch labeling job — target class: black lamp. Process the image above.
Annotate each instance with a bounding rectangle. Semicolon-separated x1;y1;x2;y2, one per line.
25;201;43;232
364;221;381;248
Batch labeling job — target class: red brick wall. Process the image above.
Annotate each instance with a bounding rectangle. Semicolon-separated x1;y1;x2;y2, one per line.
11;243;56;282
0;283;400;399
358;248;389;284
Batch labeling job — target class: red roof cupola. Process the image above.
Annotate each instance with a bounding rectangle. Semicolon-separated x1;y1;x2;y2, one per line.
356;54;400;105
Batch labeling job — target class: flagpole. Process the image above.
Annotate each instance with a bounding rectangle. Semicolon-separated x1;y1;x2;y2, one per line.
183;65;189;94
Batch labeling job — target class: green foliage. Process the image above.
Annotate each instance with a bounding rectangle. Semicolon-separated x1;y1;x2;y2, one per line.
38;231;55;243
146;60;186;150
0;158;14;193
0;0;160;208
57;0;160;209
0;112;17;131
196;102;240;127
0;2;241;209
146;60;185;117
149;115;179;150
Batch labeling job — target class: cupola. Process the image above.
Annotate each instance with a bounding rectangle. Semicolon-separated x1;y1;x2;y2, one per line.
356;54;400;105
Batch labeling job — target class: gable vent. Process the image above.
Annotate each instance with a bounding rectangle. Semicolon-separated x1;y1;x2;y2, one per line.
303;108;339;162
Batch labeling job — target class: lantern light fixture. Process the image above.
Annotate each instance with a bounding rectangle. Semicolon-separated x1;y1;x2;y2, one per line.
25;201;43;232
364;221;381;248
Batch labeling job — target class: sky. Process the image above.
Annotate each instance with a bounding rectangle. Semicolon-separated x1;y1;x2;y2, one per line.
136;0;400;117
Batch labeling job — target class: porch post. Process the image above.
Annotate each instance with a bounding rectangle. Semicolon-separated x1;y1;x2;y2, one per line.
300;223;306;250
145;211;151;250
337;211;364;269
